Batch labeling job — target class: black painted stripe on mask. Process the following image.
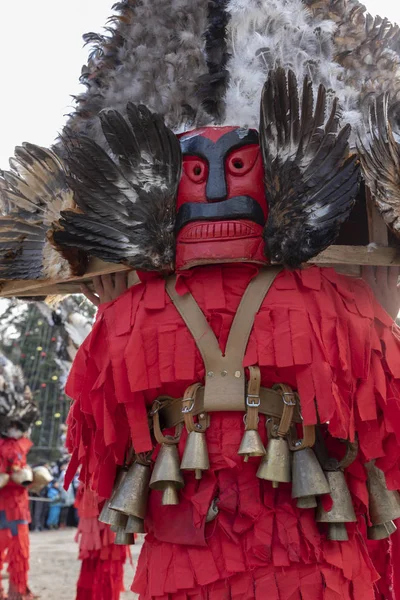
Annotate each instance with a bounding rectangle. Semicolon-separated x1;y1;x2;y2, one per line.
196;0;231;122
175;196;266;232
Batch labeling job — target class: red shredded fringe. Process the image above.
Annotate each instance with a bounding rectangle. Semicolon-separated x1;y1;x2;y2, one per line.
75;485;127;600
65;265;400;599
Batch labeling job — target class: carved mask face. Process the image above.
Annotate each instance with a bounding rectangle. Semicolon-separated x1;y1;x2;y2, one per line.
175;126;268;270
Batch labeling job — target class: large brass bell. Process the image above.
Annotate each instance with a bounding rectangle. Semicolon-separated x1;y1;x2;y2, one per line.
316;470;356;541
368;520;397;540
99;502;114;525
98;468;128;525
257;436;291;487
366;461;400;526
114;528;135;545
125;515;145;534
292;448;330;501
149;443;184;505
110;511;129;531
109;461;150;519
181;430;210;480
0;473;10;489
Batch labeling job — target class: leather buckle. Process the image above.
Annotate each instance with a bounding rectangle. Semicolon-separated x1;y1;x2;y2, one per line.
246;394;261;408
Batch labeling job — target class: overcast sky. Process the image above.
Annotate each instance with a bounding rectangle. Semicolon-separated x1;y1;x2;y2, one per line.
0;0;399;169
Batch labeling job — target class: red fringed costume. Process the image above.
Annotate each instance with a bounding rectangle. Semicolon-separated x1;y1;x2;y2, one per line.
55;69;400;600
0;437;32;600
75;484;127;600
66;263;400;600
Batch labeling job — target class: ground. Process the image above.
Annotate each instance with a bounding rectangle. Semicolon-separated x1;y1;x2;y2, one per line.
3;529;140;600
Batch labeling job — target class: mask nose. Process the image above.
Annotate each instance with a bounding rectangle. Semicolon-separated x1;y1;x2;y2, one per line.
205;160;227;203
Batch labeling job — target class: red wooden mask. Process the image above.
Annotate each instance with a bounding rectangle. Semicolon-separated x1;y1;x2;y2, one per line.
175;126;269;270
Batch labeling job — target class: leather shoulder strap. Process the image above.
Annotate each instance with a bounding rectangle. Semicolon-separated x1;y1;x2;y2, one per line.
166;267;282;411
225;267;282;362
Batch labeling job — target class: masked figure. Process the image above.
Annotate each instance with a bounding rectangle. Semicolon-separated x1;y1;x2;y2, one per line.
1;2;400;599
0;370;41;600
32;67;395;600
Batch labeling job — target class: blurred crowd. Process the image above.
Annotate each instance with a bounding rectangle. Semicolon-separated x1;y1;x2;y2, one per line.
29;459;80;532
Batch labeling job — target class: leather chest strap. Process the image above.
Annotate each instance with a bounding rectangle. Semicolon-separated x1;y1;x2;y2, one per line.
166;267;282;412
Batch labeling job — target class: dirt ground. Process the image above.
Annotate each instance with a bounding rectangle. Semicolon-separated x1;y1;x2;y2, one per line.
4;528;140;600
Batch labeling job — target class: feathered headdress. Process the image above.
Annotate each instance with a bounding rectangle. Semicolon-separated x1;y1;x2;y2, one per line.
0;0;399;278
0;356;38;437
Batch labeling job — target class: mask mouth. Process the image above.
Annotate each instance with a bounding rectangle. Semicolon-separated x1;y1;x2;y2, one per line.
179;220;262;242
175;196;266;233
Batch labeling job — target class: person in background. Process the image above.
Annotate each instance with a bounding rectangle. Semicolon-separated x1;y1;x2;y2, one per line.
58;462;75;527
46;481;62;530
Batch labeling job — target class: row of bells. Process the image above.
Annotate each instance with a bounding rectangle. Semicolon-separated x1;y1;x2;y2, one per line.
99;428;400;544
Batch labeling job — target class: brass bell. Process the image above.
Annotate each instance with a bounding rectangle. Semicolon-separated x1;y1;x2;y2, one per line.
316;471;356;541
109;462;150;519
150;443;184;505
114;529;135;545
109;511;129;531
99;501;114;525
238;429;266;462
98;468;129;524
30;466;53;494
181;431;210;480
0;473;10;489
296;495;317;509
125;515;145;534
11;466;33;486
292;448;330;500
366;462;400;525
257;437;291;486
367;520;397;540
327;523;349;541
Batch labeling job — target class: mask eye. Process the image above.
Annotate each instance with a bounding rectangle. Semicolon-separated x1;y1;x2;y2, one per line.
227;146;259;176
183;157;208;183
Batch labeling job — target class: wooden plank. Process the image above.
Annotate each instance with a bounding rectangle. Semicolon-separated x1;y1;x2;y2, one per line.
311;245;400;266
365;187;388;246
0;258;131;298
1;245;400;298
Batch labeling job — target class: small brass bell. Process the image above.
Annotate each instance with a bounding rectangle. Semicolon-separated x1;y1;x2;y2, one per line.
366;462;400;525
296;495;317;509
125;515;145;534
109;511;129;531
30;466;53;494
292;448;330;500
328;523;349;541
181;431;210;480
114;529;135;545
110;462;150;519
0;473;10;489
257;437;291;486
150;443;184;505
368;520;397;540
238;429;266;462
11;466;33;486
316;471;356;542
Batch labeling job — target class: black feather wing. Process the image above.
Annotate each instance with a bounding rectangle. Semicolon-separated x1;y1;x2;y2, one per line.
358;95;400;237
0;216;46;279
54;104;182;271
261;68;360;268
